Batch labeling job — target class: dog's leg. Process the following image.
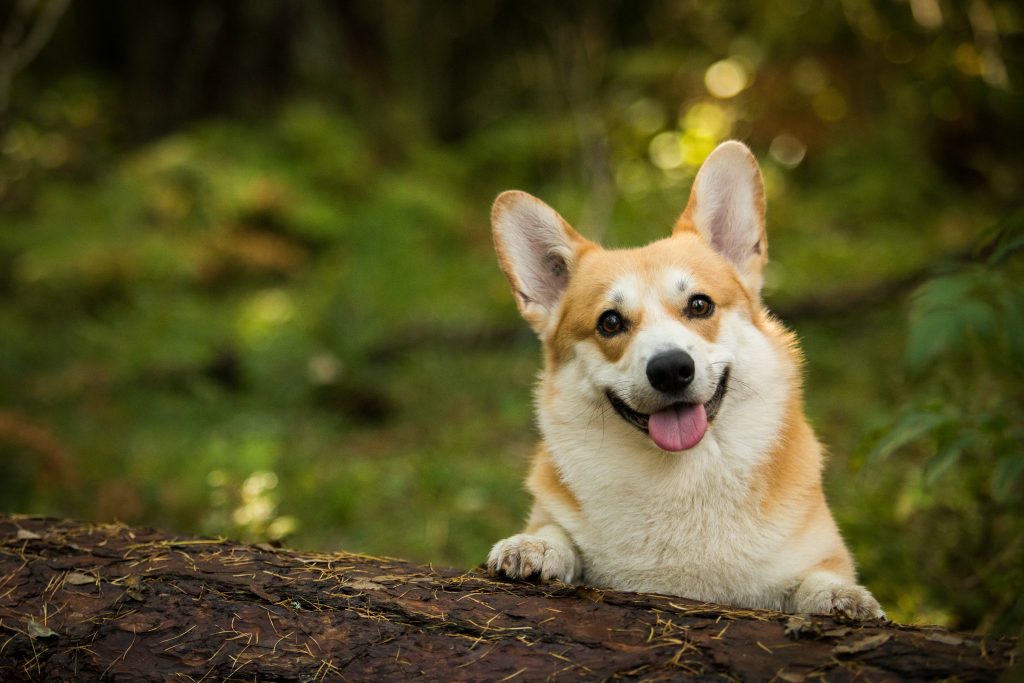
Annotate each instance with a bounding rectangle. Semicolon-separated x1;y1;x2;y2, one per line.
790;571;886;620
487;524;579;583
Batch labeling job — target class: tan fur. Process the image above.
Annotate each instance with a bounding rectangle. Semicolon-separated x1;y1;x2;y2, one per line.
750;317;820;515
812;553;856;582
525;446;581;523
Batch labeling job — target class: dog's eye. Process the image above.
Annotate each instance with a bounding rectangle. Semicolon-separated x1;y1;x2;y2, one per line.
686;295;715;318
597;310;627;337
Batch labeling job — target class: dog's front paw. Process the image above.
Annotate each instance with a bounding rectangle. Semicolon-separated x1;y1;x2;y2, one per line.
807;583;885;620
794;573;886;620
487;533;575;583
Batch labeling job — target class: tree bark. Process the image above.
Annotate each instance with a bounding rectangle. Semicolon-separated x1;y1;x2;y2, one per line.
0;516;1015;682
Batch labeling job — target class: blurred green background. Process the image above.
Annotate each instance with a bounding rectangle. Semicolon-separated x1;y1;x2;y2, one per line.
1;0;1021;636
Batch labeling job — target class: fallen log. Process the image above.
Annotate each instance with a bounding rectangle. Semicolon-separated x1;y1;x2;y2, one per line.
0;516;1015;681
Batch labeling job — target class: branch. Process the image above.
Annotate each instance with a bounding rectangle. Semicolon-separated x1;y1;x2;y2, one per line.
0;0;70;114
0;516;1015;681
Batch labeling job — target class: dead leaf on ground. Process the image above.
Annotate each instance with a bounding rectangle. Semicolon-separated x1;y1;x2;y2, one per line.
26;618;58;639
833;632;891;655
925;632;972;647
65;571;96;585
820;627;852;638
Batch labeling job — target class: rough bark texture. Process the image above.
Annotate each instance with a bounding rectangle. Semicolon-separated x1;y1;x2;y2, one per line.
0;516;1016;682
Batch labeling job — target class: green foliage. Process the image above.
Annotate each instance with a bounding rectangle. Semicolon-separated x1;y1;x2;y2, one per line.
905;215;1024;377
859;214;1024;635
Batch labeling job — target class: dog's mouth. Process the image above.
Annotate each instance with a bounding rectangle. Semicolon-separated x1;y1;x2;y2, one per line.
606;367;730;453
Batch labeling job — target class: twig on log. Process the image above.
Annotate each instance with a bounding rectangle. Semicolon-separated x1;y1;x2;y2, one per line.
0;516;1016;681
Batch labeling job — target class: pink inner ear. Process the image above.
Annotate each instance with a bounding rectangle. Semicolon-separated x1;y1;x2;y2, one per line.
686;143;765;279
517;254;569;304
709;211;758;269
496;199;578;313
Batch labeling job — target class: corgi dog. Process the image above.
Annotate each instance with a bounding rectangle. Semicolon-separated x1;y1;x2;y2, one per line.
485;141;884;619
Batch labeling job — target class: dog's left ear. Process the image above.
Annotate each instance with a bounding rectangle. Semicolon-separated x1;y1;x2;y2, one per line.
675;141;768;294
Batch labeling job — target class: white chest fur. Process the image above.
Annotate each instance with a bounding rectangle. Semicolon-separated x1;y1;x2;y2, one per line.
557;443;792;609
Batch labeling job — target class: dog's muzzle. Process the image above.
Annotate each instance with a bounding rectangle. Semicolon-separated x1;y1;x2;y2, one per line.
606;367;730;436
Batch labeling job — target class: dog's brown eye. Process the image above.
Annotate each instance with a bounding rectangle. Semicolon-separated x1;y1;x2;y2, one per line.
687;295;715;318
597;310;627;337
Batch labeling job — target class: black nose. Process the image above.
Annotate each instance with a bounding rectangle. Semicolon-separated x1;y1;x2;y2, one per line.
646;350;695;395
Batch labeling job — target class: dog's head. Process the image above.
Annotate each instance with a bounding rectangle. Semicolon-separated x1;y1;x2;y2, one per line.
492;141;783;454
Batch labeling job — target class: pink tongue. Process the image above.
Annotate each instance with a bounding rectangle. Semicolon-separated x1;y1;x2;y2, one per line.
648;403;708;452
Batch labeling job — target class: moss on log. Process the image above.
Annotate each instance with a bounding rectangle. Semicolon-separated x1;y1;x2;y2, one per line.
0;515;1016;681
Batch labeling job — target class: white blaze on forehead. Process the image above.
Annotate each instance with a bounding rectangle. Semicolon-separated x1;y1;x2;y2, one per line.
609;267;696;312
607;273;644;311
661;267;695;297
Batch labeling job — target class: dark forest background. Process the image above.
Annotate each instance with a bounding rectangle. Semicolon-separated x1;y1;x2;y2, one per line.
1;0;1021;635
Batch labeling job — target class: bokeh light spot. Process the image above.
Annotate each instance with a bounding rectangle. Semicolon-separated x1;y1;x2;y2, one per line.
704;59;750;99
649;132;684;170
625;98;667;135
769;133;807;168
682;101;733;140
238;289;296;344
954;43;982;76
910;0;943;29
308;352;343;385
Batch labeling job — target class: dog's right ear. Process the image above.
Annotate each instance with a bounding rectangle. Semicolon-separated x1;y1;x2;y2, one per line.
675;141;768;294
491;191;594;335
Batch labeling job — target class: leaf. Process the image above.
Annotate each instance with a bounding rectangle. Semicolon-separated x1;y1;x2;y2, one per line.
16;529;41;540
821;627;853;638
343;580;384;591
122;574;144;601
925;631;972;646
923;435;973;487
65;571;96;586
26;618;58;639
996;282;1024;368
904;271;997;375
833;632;891;655
991;454;1024;503
985;208;1024;266
868;412;949;464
